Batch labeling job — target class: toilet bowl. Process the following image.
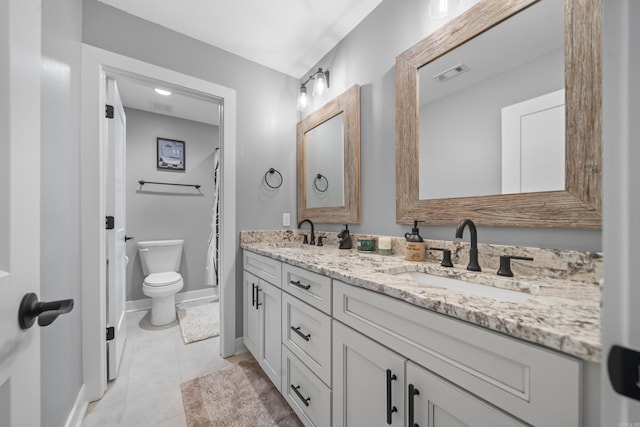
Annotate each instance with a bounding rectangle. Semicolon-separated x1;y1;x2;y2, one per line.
137;239;184;326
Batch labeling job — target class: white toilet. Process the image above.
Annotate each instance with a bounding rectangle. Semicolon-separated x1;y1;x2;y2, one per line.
137;239;185;326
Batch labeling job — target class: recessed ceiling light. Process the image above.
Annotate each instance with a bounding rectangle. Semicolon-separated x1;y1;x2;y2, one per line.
154;88;171;96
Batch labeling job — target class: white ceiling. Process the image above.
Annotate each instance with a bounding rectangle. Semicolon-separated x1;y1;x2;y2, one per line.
112;73;221;126
98;0;385;78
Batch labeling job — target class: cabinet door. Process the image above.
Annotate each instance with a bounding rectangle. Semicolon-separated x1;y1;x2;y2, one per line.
243;270;260;358
258;279;282;391
406;361;527;427
333;320;405;427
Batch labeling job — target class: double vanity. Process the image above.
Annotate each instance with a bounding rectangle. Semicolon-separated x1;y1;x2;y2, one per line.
241;230;601;427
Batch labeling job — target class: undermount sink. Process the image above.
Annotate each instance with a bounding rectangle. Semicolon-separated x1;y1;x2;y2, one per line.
389;270;531;303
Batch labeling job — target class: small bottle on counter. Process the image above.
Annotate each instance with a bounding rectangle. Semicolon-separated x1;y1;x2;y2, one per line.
404;220;425;261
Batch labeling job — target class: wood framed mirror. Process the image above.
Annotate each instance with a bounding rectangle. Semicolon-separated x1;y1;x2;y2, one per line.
396;0;601;228
297;84;361;224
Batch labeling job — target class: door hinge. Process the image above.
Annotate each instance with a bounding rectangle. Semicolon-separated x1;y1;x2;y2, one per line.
106;216;115;230
105;104;114;119
106;326;115;341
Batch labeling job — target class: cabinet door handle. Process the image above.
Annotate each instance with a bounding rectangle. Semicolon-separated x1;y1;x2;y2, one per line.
291;326;311;341
251;283;256;307
408;384;420;427
290;384;311;407
255;287;262;310
289;280;311;290
386;369;398;424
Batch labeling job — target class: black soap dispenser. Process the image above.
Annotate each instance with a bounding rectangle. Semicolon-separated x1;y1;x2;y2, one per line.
404;220;425;261
338;224;352;249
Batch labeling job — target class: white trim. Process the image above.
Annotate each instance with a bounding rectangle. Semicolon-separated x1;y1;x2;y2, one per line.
235;337;248;354
125;287;218;312
80;44;237;402
64;384;88;427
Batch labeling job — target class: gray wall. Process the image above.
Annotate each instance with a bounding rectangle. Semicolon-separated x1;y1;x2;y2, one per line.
82;0;299;337
41;0;84;425
124;108;219;302
299;0;601;252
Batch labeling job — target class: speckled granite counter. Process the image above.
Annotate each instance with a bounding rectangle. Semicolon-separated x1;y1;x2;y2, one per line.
240;230;602;363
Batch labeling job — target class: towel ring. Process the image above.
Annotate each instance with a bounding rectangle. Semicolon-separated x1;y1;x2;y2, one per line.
264;168;283;189
314;174;329;192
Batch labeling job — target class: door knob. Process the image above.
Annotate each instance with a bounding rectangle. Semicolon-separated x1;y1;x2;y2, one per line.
124;235;134;242
18;293;74;329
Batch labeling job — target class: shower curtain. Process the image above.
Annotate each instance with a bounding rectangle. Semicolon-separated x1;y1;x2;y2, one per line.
205;148;220;286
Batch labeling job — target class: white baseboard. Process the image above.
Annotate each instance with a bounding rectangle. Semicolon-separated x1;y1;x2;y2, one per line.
235;337;248;355
126;287;217;312
64;384;88;427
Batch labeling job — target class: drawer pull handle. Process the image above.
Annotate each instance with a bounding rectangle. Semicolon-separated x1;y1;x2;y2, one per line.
386;369;397;424
408;384;420;427
290;280;311;290
291;326;311;341
290;384;311;407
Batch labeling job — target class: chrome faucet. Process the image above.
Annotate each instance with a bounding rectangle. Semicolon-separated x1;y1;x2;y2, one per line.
455;219;481;271
297;219;316;245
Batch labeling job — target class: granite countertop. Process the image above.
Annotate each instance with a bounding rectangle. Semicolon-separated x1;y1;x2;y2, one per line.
241;239;601;363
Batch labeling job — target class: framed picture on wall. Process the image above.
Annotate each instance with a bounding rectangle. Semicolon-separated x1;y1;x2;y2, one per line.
157;137;185;171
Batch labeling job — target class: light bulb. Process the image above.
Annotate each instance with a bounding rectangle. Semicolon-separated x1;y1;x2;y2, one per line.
297;85;308;111
429;0;458;19
154;88;171;96
312;69;327;97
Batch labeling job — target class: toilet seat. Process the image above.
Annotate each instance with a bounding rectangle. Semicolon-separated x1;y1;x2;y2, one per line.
144;271;182;287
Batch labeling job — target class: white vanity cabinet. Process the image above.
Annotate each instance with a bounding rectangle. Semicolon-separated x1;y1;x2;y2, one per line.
280;264;333;426
242;251;282;391
333;321;405;426
333;280;582;427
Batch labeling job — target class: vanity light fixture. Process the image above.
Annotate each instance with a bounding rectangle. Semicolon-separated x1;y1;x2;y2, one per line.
154;88;172;96
296;68;330;111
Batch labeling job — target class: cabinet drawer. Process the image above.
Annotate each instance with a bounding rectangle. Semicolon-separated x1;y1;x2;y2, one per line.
282;346;331;427
282;292;332;386
243;250;281;286
333;281;581;427
282;264;332;314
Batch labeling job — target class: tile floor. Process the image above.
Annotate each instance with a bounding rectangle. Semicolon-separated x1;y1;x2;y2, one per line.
82;305;248;427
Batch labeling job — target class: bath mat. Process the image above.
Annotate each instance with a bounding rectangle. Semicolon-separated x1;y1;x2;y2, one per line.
181;357;302;427
176;300;220;344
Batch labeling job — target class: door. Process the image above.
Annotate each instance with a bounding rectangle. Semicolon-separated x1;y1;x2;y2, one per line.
0;0;42;425
501;89;565;194
243;270;260;356
333;321;405;426
602;0;640;422
105;77;127;380
258;279;281;390
406;362;526;427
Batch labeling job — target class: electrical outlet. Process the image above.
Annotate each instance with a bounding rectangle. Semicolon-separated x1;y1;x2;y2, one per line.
283;213;291;227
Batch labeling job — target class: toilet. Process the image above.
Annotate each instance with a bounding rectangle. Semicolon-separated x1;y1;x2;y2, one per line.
137;239;185;326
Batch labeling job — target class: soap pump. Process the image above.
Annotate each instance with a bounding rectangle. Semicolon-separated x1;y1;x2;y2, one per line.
404;220;426;261
338;224;352;249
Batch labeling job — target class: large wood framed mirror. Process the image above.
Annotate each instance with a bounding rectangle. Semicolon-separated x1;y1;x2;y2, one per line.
396;0;601;228
297;84;361;223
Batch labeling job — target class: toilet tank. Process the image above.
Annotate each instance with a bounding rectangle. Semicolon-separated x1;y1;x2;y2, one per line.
137;239;184;276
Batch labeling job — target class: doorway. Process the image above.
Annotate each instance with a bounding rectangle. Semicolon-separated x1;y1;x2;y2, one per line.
80;44;238;402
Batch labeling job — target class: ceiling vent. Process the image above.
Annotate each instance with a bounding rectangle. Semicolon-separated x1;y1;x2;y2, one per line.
433;63;470;82
149;101;172;113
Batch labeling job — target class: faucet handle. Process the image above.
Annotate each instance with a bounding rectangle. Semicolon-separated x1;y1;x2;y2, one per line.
430;247;453;267
302;234;309;244
497;255;534;277
317;236;324;246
